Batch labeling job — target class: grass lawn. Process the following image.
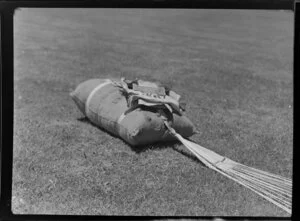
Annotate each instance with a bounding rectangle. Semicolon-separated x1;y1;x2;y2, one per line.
12;8;293;216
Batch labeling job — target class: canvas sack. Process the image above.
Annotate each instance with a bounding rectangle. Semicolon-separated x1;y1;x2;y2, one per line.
70;78;196;146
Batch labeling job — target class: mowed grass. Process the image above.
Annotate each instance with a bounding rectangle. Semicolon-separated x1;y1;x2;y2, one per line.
13;8;293;216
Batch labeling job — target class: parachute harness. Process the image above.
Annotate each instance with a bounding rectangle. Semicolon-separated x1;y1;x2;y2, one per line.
112;77;185;121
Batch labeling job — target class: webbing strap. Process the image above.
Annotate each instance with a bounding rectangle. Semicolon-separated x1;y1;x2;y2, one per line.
115;85;182;115
117;113;126;125
85;79;112;117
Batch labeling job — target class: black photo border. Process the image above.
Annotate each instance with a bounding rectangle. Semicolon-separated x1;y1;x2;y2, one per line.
0;0;297;220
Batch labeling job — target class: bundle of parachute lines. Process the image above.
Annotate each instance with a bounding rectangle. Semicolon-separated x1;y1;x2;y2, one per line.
70;77;292;214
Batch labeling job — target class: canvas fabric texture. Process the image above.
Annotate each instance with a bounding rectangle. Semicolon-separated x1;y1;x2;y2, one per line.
70;78;196;146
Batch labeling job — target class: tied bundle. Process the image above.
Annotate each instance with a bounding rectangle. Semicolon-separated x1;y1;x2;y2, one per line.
72;77;292;214
70;78;196;146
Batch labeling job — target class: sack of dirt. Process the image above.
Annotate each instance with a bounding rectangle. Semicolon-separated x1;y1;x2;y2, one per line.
70;78;196;146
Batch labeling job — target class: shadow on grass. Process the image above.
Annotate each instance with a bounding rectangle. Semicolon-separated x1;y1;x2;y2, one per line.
130;140;178;153
77;117;205;166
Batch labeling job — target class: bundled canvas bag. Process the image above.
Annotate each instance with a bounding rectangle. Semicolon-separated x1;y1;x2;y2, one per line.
70;78;196;146
70;78;292;214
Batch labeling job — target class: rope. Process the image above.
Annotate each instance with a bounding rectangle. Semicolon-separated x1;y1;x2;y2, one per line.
163;121;292;214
